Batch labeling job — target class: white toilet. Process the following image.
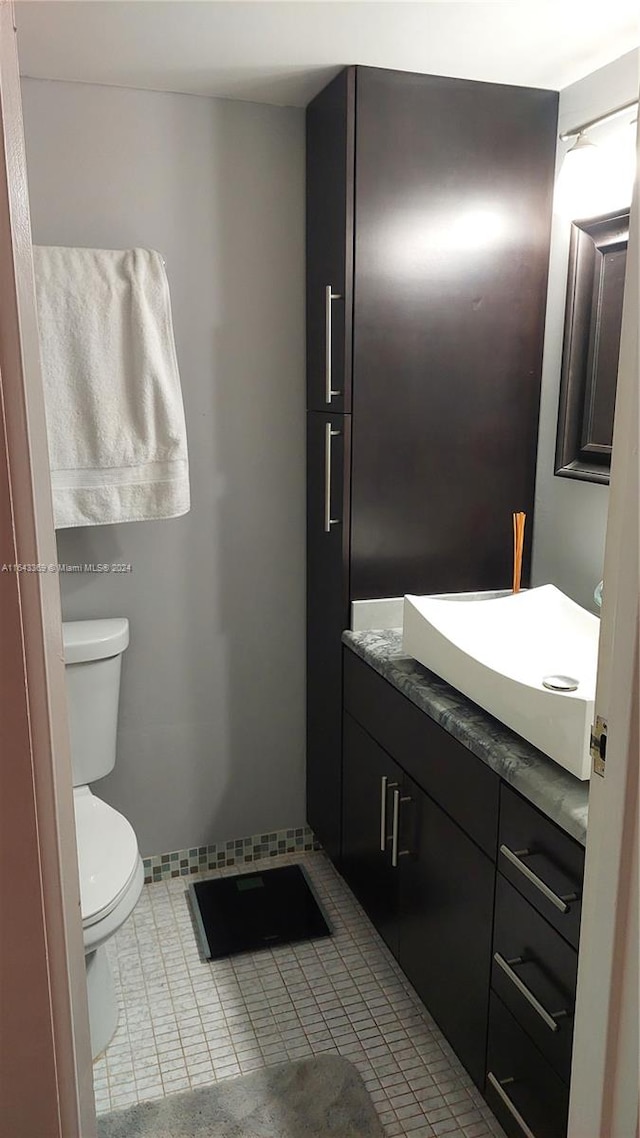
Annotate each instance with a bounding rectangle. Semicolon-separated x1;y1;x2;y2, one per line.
62;617;144;1060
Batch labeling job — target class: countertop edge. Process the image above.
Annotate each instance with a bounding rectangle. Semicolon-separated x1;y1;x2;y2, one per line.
342;629;588;847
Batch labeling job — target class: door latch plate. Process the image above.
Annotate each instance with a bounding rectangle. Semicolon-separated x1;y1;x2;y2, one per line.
590;715;607;778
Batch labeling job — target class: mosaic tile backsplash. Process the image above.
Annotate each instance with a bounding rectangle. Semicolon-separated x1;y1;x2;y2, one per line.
143;826;319;884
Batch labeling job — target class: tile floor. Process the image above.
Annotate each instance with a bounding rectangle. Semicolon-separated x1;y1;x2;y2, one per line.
94;850;505;1138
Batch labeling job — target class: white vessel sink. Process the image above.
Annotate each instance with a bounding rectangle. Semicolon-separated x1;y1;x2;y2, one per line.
403;585;599;780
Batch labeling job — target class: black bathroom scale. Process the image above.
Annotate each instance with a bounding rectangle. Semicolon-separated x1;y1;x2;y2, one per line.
188;864;332;960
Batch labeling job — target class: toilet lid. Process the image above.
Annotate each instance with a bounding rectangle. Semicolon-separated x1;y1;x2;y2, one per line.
74;792;140;927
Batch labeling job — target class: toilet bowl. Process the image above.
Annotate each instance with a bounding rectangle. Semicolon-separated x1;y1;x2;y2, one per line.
63;618;144;1059
74;785;144;1056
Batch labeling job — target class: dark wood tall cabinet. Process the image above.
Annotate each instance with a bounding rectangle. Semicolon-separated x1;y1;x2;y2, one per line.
306;66;558;861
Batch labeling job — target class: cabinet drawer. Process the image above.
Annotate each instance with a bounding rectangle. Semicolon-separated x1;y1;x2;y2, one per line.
499;786;584;949
492;875;577;1081
343;648;499;857
486;994;569;1138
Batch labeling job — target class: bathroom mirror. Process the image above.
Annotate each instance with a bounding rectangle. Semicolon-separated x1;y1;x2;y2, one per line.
555;206;629;484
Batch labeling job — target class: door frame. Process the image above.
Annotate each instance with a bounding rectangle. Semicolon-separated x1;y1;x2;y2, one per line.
568;120;639;1138
0;3;95;1135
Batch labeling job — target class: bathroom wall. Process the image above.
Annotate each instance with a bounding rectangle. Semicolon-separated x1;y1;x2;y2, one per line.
21;78;306;856
531;50;638;610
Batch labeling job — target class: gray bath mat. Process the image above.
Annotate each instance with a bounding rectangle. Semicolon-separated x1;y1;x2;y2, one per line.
97;1054;385;1138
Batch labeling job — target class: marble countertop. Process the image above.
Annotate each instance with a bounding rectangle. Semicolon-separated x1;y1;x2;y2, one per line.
343;628;588;846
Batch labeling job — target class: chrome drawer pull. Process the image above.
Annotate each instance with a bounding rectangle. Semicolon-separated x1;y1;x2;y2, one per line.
500;844;578;913
325;285;342;404
494;953;568;1033
324;422;341;532
487;1073;538;1138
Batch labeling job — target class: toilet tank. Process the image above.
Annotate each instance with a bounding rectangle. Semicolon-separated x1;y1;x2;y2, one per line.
62;619;129;787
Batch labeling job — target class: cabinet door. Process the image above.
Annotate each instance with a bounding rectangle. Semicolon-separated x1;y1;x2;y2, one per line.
306;67;355;413
342;714;400;955
398;774;495;1087
350;67;558;598
306;411;351;863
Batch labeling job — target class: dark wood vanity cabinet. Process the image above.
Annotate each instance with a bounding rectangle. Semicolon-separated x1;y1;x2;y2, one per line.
342;647;586;1136
306;65;558;860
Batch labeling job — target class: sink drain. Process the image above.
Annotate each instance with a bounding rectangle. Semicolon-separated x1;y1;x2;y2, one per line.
542;675;579;692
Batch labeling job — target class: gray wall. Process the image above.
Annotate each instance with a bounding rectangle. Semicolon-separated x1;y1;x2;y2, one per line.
531;51;638;610
21;78;306;856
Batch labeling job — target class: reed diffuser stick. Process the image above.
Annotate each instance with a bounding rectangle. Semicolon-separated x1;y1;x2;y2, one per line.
512;512;526;593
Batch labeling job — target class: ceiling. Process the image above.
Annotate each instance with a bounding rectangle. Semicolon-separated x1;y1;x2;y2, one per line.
16;1;640;108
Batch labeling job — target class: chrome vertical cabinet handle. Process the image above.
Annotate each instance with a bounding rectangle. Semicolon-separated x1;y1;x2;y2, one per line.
324;422;340;532
325;285;342;404
380;776;388;851
391;790;411;867
391;789;400;866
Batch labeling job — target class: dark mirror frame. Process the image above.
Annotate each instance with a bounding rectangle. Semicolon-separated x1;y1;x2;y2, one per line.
555;206;629;485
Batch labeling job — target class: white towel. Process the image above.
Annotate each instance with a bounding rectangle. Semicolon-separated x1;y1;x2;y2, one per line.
33;246;190;528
